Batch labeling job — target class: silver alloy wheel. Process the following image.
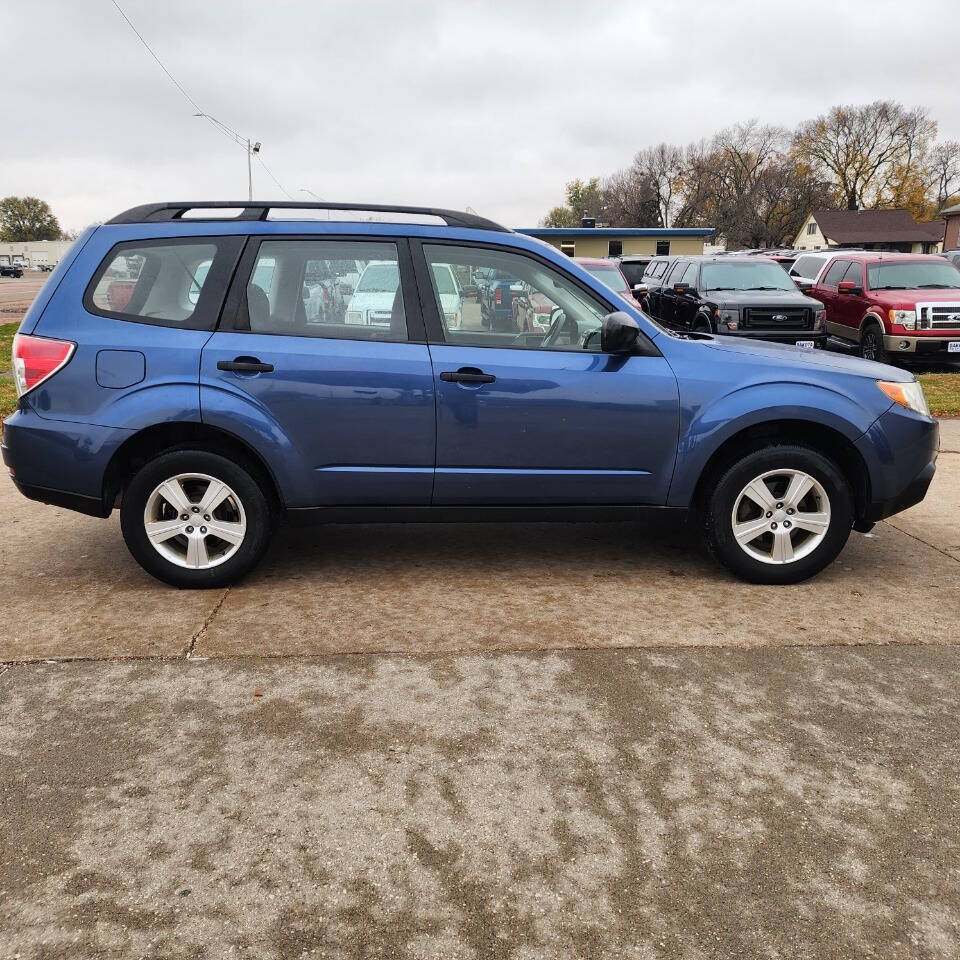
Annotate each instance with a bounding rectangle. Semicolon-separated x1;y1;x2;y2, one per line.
143;473;247;570
731;469;831;565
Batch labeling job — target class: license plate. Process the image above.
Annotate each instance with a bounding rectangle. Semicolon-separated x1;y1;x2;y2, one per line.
949;341;960;353
796;340;815;350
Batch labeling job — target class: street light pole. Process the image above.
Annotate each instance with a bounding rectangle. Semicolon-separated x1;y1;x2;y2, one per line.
247;139;253;201
194;113;260;199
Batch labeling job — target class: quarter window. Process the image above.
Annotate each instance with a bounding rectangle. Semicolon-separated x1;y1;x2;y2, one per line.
422;244;612;353
240;240;407;340
86;239;241;330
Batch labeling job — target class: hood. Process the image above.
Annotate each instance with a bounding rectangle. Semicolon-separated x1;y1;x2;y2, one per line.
701;333;913;382
869;288;960;309
706;289;820;309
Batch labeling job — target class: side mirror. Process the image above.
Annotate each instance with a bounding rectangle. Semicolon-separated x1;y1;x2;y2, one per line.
632;283;648;299
837;281;862;296
673;282;691;295
600;311;641;354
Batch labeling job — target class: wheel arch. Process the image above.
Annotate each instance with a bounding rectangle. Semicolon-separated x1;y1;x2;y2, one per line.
689;418;872;526
103;421;284;514
859;311;886;337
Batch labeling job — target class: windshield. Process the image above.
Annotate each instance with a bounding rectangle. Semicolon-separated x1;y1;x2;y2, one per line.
868;260;960;290
583;264;630;294
357;262;399;293
431;264;456;295
701;261;795;292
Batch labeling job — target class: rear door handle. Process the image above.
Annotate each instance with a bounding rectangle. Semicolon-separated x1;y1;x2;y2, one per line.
217;356;274;373
440;367;496;384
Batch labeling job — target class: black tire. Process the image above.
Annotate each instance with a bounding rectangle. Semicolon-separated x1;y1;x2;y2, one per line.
120;449;274;588
859;321;888;364
702;444;854;585
693;316;713;334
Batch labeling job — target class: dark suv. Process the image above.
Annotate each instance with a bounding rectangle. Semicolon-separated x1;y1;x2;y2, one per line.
2;200;937;588
643;256;826;348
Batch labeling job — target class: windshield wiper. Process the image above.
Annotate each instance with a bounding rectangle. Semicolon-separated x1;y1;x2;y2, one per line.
744;286;787;291
706;287;736;291
872;285;915;290
917;284;951;288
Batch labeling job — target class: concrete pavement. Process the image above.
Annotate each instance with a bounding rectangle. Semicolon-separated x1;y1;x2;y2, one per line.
1;422;957;663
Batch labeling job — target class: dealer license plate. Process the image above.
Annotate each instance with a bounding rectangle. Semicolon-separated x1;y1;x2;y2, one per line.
796;340;815;350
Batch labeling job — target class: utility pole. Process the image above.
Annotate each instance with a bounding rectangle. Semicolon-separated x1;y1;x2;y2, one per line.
194;113;260;199
248;140;261;201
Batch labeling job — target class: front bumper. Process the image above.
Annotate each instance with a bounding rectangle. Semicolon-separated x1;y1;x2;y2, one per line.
855;405;939;523
721;329;827;346
884;334;960;355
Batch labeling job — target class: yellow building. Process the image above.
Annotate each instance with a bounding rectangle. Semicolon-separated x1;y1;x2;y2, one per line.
517;226;715;259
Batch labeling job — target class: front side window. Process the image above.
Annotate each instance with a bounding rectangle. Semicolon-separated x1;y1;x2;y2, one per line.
821;260;849;288
423;244;612;353
87;239;240;329
242;240;407;340
867;260;960;291
700;261;795;292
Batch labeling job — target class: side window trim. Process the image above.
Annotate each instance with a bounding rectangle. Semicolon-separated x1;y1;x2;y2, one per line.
82;236;244;331
219;235;426;343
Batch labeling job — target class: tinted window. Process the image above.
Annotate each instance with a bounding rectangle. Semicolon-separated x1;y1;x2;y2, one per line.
242;240;407;340
86;239;241;330
423;244;612;352
665;261;688;283
620;261;646;285
867;260;960;290
821;260;849;287
790;255;824;280
841;262;862;285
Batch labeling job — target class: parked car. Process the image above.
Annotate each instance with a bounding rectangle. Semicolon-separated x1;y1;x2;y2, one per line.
3;200;937;589
573;257;636;301
616;255;654;291
345;260;401;326
788;251;836;289
633;255;677;310
941;250;960;269
746;249;798;269
809;252;960;363
643;256;826;348
478;267;525;331
0;263;24;278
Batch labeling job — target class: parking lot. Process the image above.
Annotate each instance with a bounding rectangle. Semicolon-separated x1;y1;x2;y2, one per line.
1;418;959;957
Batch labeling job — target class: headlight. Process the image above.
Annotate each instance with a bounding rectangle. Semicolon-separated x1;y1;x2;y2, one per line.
814;309;825;330
888;309;916;330
345;310;363;324
877;379;929;416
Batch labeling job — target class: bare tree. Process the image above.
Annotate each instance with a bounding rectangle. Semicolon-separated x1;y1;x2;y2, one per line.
929;140;960;210
793;101;931;210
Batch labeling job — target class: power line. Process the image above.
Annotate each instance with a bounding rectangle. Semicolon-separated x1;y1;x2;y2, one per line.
108;0;293;196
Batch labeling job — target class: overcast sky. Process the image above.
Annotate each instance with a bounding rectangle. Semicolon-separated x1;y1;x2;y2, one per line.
3;0;959;231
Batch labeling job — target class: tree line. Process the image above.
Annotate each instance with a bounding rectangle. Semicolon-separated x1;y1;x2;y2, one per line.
542;101;960;250
0;197;66;242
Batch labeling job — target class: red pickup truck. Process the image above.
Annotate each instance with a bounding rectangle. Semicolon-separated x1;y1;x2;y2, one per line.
810;252;960;363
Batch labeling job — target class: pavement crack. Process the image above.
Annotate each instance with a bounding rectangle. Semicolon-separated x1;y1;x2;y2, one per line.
185;587;230;659
882;519;960;564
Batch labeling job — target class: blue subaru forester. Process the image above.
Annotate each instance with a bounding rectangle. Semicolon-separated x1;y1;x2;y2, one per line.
3;201;938;588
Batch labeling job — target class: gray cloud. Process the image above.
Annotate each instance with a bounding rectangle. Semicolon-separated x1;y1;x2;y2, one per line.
3;0;958;230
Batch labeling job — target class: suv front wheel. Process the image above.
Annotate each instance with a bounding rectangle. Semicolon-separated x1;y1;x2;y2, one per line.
120;450;274;588
703;445;854;584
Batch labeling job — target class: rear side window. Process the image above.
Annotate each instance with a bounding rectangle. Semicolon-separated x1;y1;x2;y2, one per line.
791;255;822;280
236;240;408;341
619;261;645;285
85;238;243;330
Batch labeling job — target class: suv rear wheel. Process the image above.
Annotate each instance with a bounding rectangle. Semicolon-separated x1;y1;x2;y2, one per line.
120;450;273;588
702;445;854;584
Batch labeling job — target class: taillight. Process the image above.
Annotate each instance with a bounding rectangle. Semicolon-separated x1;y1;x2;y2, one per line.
12;334;76;398
494;288;503;305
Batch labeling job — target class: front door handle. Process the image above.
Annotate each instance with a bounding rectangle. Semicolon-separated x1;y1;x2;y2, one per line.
440;367;496;384
217;356;274;374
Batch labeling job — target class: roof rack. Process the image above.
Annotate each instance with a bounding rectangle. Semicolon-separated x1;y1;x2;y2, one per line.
106;200;509;232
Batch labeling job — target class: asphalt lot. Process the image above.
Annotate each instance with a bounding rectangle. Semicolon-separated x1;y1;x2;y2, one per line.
0;423;958;957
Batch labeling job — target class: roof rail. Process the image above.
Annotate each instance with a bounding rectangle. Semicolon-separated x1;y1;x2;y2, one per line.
106;200;509;232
